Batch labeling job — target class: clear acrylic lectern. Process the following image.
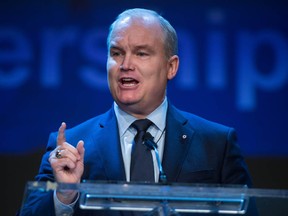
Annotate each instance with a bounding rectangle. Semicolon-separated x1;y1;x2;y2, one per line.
20;181;288;215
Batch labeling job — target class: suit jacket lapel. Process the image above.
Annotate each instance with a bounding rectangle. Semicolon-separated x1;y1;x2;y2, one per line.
162;104;195;182
93;108;126;181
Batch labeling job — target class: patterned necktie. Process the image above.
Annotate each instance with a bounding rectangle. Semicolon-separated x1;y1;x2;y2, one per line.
130;119;154;182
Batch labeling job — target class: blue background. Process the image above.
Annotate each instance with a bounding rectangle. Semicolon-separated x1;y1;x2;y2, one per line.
1;0;287;156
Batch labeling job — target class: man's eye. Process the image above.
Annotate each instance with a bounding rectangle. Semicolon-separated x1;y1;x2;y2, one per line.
110;50;123;57
137;52;148;57
111;52;120;56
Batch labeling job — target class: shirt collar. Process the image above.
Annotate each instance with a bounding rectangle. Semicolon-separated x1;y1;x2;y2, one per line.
114;97;168;137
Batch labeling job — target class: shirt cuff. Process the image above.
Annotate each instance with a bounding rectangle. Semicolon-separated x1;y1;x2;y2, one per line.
53;190;79;216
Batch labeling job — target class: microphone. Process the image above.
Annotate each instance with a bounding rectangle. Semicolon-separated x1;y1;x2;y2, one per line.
143;132;167;183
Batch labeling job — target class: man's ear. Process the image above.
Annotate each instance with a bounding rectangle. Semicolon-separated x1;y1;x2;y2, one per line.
167;55;179;80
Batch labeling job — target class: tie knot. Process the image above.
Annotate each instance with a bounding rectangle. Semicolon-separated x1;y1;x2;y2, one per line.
132;119;153;132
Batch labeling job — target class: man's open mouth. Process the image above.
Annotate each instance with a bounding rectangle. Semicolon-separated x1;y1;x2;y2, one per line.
120;78;139;87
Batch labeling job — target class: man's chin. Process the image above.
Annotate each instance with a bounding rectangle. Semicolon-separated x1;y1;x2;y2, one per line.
117;101;143;112
116;97;140;105
117;100;138;108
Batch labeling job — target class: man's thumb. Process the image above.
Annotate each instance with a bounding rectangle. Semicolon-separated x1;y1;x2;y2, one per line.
76;140;85;160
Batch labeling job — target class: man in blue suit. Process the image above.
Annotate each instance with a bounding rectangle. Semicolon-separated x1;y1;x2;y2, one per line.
20;8;254;216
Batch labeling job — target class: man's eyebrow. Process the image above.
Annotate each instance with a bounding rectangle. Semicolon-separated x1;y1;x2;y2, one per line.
109;44;155;52
133;45;154;52
109;45;122;51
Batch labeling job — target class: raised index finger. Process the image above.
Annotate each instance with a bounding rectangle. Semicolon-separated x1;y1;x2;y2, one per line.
57;122;66;146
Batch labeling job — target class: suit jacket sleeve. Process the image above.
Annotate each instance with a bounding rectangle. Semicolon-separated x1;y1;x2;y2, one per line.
19;132;58;216
221;128;253;186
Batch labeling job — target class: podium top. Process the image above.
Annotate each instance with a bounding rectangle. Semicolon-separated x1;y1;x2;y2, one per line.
26;181;288;199
21;181;288;215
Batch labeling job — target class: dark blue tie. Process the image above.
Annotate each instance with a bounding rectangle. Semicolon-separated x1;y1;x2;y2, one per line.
130;119;154;182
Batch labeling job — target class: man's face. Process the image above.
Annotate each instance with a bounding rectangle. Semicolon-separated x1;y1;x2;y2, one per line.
107;17;178;118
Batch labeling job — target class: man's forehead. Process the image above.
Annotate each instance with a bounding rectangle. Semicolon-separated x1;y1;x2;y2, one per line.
113;15;161;33
109;27;163;49
108;15;164;49
118;14;157;25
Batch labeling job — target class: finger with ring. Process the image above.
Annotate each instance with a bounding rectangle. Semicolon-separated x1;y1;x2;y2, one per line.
55;149;63;159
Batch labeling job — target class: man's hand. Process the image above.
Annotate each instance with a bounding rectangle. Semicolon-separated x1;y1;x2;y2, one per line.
49;122;85;204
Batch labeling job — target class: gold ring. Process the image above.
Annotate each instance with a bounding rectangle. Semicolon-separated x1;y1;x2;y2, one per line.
55;149;62;159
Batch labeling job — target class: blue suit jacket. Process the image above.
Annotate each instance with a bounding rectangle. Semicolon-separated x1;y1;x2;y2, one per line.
20;103;253;215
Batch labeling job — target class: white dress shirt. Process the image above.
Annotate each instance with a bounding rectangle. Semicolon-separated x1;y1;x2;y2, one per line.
114;97;168;182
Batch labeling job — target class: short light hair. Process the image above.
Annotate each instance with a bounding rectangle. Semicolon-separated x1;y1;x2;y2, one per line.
107;8;178;58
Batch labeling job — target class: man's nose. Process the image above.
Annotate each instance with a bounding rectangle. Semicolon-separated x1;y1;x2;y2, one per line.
120;54;135;71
